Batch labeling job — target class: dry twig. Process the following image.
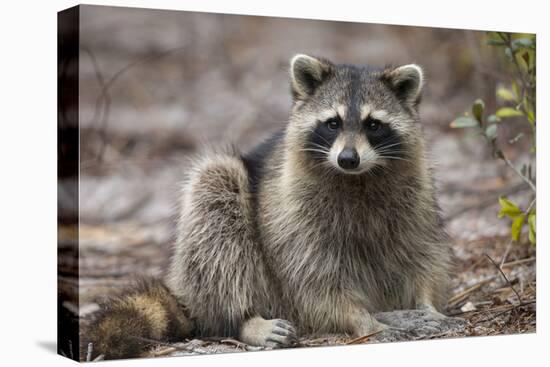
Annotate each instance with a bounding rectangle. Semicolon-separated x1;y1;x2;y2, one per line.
346;329;385;345
501;257;536;269
485;254;522;305
448;277;494;307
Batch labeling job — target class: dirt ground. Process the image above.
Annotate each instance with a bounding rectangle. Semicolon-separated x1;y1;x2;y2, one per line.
57;5;536;361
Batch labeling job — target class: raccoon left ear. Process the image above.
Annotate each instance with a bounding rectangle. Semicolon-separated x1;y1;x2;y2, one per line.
290;54;334;101
382;64;424;108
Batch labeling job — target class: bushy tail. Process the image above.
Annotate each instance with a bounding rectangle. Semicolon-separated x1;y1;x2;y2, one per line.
88;278;194;360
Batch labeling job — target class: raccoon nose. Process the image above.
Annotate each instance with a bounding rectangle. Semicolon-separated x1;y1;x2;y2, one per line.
337;148;360;170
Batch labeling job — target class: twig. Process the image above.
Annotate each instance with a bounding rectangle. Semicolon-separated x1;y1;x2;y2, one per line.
448;277;494;307
526;198;536;213
130;335;211;356
474;306;514;325
485;254;522;305
501;257;536;269
473;300;535;325
501;156;536;193
500;239;514;268
81;45;189;163
346;329;385;345
462;254;488;274
220;338;250;350
449;303;508;317
301;337;331;345
150;347;178;357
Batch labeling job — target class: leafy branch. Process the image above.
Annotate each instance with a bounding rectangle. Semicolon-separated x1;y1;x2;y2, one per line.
450;32;536;245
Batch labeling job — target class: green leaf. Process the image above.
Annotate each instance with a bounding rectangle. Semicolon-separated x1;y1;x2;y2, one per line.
516;53;529;72
512;81;521;101
511;214;526;241
450;116;479;128
522;52;530;65
486;32;506;46
527;110;535;124
512;38;534;50
528;212;536;245
472;99;485;123
496;107;523;118
496;87;515;102
485;124;498;141
524;49;535;71
523;100;536;124
498;196;523;219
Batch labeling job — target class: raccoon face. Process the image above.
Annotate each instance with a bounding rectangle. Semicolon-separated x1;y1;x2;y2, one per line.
287;54;424;175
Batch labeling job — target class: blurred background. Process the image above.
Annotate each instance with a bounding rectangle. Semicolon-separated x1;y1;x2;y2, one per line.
58;5;536;359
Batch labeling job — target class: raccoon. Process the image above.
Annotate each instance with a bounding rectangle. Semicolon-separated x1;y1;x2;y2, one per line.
90;54;451;359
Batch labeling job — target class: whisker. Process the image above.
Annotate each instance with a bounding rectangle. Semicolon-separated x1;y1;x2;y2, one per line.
381;156;413;162
311;130;332;146
306;142;332;151
375;141;402;150
300;148;330;155
375;150;408;155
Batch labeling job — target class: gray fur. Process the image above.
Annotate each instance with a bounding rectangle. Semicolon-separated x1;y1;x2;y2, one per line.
166;54;451;342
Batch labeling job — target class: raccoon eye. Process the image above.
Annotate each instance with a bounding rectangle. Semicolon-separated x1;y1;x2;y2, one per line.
325;117;341;131
366;118;381;132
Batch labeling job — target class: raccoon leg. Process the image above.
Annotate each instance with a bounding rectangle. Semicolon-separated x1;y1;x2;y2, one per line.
89;278;194;360
166;152;294;346
414;261;451;319
350;309;390;337
415;290;448;319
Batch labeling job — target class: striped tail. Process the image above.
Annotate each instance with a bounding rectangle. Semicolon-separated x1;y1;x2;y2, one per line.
88;278;194;360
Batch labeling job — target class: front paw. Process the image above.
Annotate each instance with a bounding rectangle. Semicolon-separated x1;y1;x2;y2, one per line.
239;317;298;348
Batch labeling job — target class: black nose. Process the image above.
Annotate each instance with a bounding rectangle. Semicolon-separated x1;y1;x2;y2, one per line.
337;148;360;170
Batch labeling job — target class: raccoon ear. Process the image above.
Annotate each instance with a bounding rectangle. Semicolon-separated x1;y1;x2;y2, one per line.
382;64;424;107
290;54;333;101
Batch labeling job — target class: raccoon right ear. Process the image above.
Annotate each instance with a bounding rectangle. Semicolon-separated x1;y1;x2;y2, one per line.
290;54;333;101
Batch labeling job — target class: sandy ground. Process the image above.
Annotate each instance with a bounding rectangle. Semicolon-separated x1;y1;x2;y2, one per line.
57;5;535;361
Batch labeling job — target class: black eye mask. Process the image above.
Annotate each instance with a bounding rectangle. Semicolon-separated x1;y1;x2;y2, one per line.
365;121;405;159
305;118;341;160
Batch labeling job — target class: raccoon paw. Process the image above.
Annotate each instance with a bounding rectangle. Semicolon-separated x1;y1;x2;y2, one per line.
239;317;298;348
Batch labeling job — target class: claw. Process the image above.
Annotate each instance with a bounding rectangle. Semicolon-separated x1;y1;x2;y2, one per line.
272;327;292;337
275;320;297;333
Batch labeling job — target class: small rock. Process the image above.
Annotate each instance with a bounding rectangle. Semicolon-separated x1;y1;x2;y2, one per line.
372;309;467;342
460;301;477;312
